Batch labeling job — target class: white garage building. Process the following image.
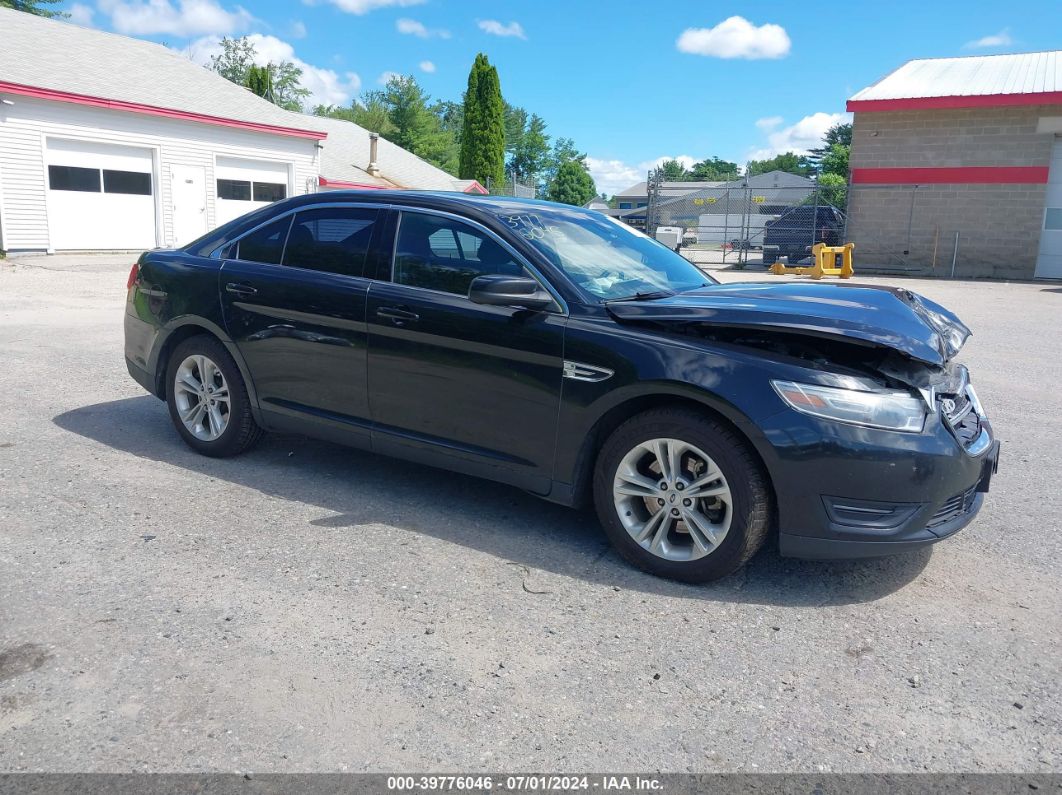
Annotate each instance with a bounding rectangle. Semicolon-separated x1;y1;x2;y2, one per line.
0;8;479;254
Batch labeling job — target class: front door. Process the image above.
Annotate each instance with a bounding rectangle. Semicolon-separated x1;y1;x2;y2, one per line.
1035;136;1062;279
366;210;566;494
219;205;384;444
170;165;206;246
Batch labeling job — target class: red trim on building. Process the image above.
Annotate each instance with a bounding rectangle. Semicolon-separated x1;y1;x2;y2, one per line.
851;166;1049;185
461;180;489;195
847;91;1062;113
318;176;390;190
0;80;328;140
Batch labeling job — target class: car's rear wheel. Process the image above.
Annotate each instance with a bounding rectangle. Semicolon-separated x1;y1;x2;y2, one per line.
593;408;771;583
166;335;262;457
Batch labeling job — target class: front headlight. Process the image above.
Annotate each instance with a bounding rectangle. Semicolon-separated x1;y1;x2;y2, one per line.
772;380;926;433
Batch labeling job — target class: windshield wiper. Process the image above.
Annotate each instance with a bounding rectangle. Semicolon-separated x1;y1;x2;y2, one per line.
607;290;675;303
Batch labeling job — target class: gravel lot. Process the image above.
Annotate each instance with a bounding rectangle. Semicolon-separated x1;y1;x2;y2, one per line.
1;255;1059;773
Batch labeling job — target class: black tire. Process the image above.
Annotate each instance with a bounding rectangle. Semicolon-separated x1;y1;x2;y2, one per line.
165;334;262;458
593;407;772;583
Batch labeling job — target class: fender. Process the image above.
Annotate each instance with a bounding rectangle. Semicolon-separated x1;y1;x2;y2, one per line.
150;315;265;425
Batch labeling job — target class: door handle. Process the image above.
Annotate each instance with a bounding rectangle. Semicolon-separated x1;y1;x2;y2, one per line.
225;282;258;298
376;306;419;325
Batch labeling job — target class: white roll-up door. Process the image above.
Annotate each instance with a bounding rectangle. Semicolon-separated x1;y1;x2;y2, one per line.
45;138;157;250
214;156;291;227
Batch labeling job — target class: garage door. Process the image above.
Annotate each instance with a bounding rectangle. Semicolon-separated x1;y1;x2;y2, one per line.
214;157;290;227
45;139;157;250
1035;136;1062;279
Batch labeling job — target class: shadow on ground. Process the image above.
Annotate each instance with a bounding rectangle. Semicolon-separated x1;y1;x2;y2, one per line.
54;397;930;607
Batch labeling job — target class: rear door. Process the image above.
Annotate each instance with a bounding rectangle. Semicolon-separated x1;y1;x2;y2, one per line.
219;203;385;443
365;209;566;493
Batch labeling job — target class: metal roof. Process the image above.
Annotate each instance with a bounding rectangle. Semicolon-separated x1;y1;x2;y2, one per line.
0;7;325;138
849;50;1062;107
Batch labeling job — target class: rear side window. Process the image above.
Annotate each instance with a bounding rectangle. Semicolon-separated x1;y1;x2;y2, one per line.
283;207;379;277
236;216;292;265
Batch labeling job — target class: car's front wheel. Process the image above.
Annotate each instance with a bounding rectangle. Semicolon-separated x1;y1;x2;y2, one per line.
165;335;262;458
593;408;771;583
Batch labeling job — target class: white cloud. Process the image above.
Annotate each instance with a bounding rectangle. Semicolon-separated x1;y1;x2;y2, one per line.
755;116;783;131
289;19;307;38
186;34;361;108
965;28;1013;48
308;0;425;15
68;3;95;25
747;111;849;161
396;17;450;38
419;60;436;74
98;0;253;37
676;16;790;59
377;71;402;85
585;154;701;196
478;19;526;39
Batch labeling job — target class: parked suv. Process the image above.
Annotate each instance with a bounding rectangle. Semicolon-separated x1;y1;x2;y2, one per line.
763;205;844;264
124;192;998;583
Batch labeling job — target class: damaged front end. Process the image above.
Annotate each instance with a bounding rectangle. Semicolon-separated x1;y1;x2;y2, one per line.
606;281;985;449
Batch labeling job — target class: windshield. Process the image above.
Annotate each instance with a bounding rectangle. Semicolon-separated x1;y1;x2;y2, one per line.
496;208;714;301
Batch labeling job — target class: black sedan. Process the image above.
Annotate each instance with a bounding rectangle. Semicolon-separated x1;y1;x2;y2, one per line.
124;192;998;583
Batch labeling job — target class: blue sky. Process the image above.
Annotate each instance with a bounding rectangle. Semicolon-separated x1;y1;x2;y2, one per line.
59;0;1061;194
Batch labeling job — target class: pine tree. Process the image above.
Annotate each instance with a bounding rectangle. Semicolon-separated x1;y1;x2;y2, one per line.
244;65;275;103
548;160;597;206
459;54;506;190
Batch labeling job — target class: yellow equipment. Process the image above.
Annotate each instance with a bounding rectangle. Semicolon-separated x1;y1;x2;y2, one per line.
770;242;855;280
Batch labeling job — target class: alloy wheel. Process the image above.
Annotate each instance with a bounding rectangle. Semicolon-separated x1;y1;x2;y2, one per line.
612;437;733;562
172;354;231;442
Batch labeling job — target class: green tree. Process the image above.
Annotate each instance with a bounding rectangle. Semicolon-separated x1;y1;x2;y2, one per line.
657;159;689;181
817;172;847;209
689;156;739;181
807;122;853;171
0;0;65;17
540;137;583;193
504;102;528;155
509;113;550;181
548;159;596;206
459;54;506;189
380;76;455;171
245;64;275;103
210;37;309;112
820;143;850;178
746;151;815;177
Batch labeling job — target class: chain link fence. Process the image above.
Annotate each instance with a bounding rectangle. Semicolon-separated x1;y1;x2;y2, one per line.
485;171;537;198
644;171;849;269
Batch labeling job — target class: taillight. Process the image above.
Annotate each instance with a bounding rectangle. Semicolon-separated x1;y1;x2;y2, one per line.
126;263;139;291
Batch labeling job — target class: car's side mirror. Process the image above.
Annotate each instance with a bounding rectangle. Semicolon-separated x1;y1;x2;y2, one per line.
468;275;554;311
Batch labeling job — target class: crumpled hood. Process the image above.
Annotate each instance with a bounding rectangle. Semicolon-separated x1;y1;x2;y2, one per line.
607;281;971;367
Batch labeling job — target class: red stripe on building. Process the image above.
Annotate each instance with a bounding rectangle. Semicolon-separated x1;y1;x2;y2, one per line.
0;81;328;140
847;91;1062;113
851;166;1050;185
318;176;389;190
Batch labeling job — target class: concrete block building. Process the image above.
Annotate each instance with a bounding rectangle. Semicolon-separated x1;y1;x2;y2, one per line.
846;51;1062;279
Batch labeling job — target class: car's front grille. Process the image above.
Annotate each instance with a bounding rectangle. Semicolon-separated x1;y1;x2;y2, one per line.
927;485;978;528
939;388;982;448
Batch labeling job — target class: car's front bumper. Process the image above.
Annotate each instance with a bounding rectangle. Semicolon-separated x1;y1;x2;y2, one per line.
762;406;998;560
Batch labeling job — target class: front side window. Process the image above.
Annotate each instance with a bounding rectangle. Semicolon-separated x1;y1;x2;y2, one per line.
393;212;525;296
283;207;378;277
236;216;292;265
496;208;711;301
